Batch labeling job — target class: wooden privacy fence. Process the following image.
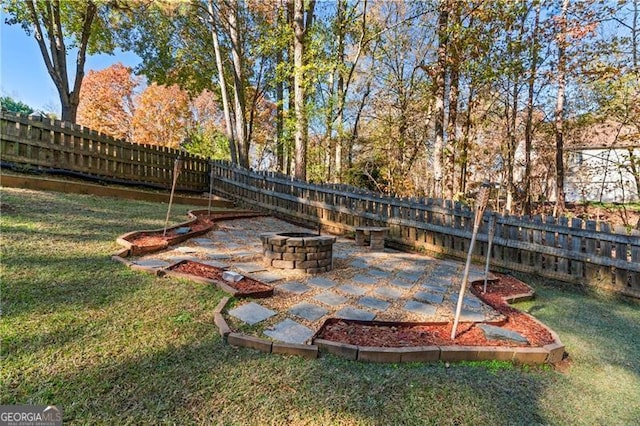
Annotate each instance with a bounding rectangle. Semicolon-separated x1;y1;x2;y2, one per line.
210;161;640;298
0;111;210;191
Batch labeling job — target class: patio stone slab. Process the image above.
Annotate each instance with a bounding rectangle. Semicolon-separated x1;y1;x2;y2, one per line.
211;231;230;239
349;259;369;269
403;300;438;318
166;255;199;262
424;275;455;288
389;277;414;289
132;258;171;269
192;238;215;245
228;302;276;325
402;264;426;274
467;271;498;284
200;260;230;269
367;269;391;278
201;249;231;259
250;271;282;283
449;293;484;309
397;271;423;282
337;284;368;296
175;246;198;253
288;302;329;321
335;306;376;321
351;274;378;285
279;282;311;294
358;296;391;311
376;260;404;271
459;309;486;322
333;251;351;259
374;286;404;300
233;251;259;259
478;324;529;343
264;319;315;344
307;277;337;289
314;292;348;306
413;291;444;305
420;284;448;294
235;263;267;274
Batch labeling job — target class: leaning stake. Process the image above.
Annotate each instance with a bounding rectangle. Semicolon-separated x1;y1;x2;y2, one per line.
163;154;184;237
451;183;491;340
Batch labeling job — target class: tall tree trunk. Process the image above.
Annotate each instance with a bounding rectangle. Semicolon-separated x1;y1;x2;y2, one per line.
460;86;474;195
207;0;237;164
524;1;541;215
334;0;347;183
26;0;96;123
632;0;639;72
446;1;460;200
276;56;284;172
447;67;459;199
227;1;249;168
505;80;518;214
324;71;335;181
432;1;449;199
292;0;308;180
554;0;569;215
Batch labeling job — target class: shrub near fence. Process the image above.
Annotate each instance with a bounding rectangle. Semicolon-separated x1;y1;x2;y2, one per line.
209;160;640;299
0;111;210;191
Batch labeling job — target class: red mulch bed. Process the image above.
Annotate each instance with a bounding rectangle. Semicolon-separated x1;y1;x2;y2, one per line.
169;260;273;296
316;274;554;348
128;217;214;247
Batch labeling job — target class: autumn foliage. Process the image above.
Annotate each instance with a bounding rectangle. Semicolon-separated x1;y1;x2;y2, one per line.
132;83;191;148
77;63;139;141
76;65;222;151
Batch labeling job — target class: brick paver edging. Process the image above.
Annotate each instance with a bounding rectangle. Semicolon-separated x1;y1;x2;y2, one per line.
211;287;564;365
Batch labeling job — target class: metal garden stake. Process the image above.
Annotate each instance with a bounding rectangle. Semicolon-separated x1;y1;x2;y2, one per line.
483;213;497;294
163;155;184;236
451;183;491;340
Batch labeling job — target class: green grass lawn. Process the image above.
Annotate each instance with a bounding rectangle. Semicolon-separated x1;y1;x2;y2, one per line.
1;187;639;425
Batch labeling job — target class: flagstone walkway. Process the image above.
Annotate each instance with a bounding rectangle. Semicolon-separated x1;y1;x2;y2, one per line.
132;216;502;345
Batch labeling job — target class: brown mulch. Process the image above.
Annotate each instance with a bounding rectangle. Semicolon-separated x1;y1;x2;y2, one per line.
316;274;555;348
170;260;272;294
128;217;214;247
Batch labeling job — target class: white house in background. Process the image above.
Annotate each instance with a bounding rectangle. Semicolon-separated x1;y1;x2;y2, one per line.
565;120;639;203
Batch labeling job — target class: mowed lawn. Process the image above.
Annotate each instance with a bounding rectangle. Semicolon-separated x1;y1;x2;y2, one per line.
1;186;639;425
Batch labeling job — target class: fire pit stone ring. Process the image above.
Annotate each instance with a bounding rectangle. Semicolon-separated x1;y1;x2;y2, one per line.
260;232;336;273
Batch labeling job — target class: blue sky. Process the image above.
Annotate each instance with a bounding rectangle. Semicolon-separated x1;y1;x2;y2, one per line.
1;16;139;114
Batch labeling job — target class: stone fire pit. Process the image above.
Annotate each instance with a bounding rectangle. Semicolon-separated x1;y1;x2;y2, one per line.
260;232;336;273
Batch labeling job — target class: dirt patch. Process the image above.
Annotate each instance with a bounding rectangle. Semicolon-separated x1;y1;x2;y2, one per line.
315;275;554;348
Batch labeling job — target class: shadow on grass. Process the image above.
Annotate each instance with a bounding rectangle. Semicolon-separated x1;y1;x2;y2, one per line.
15;333;552;425
1;254;151;318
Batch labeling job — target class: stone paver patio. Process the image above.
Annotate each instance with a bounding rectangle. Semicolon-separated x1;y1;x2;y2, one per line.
134;216;502;345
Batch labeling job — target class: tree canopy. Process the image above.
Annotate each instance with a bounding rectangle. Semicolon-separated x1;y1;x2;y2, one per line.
13;0;639;211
